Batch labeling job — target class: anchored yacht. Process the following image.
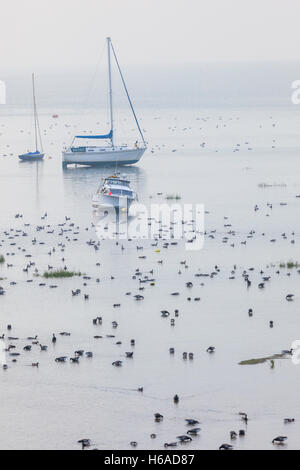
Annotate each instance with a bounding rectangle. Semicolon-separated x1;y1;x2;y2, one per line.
19;74;44;162
62;37;147;167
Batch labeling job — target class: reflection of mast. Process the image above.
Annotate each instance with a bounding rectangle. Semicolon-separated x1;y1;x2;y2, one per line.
35;160;40;209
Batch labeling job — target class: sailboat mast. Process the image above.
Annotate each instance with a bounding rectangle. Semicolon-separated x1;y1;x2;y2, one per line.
107;37;114;147
32;73;38;152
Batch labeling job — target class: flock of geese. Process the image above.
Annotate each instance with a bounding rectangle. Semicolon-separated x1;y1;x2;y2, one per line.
0;199;298;450
0;111;297;451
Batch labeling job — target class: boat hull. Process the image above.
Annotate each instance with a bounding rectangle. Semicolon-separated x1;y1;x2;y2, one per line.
62;147;146;167
19;152;44;161
92;194;135;210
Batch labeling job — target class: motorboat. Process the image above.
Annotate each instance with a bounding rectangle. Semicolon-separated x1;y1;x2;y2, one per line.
92;174;137;211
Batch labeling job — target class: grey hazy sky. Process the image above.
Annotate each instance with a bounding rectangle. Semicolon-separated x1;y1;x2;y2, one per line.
1;0;300;71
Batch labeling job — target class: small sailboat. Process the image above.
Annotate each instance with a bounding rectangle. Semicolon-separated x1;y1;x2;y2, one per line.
92;174;137;211
19;74;44;162
62;37;147;167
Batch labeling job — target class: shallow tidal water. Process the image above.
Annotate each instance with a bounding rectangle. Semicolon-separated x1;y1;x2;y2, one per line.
0;106;300;449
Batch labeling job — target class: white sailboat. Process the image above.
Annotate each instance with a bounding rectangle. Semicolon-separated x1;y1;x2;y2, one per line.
19;74;44;162
62;37;147;167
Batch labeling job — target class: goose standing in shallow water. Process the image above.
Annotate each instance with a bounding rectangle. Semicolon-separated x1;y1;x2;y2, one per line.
185;419;199;426
164;442;178;448
272;436;287;445
239;412;248;423
187;427;201;436
70;357;80;363
55;357;67;363
284;418;295;423
154;413;163;422
177;435;192;443
286;294;294;301
78;439;91;450
219;444;233;450
112;361;122;367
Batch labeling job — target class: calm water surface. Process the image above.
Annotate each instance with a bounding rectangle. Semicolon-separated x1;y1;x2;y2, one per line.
0;107;300;449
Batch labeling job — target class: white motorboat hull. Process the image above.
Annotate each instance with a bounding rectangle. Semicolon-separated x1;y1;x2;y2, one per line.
92;194;135;210
62;147;146;167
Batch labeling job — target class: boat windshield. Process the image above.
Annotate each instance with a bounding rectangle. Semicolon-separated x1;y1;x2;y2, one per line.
108;188;133;197
122;190;133;197
110;188;122;196
106;178;129;187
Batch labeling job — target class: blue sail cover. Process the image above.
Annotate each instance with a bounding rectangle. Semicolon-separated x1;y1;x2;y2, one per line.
76;130;113;140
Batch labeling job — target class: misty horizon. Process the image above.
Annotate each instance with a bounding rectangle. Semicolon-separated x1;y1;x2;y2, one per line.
1;60;300;110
